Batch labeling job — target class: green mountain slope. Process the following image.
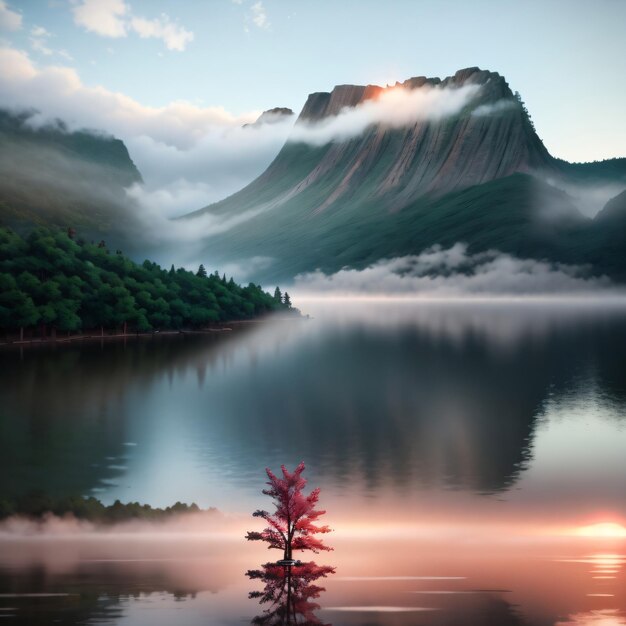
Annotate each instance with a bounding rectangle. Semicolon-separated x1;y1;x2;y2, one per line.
0;109;142;246
185;173;615;282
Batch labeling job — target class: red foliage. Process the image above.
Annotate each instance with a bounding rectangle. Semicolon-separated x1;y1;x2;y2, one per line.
246;462;332;560
247;561;336;625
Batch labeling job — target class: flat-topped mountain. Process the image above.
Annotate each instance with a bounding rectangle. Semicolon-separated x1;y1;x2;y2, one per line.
182;67;626;283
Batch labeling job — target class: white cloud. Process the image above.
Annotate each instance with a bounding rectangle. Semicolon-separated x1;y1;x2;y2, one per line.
0;46;37;80
126;179;215;217
72;0;193;51
250;1;269;29
31;25;50;38
0;47;260;149
30;37;53;55
130;14;193;51
290;83;482;146
0;46;295;221
127;180;281;244
125;119;292;214
0;0;21;31
293;243;617;296
28;24;73;60
72;0;128;38
30;24;53;56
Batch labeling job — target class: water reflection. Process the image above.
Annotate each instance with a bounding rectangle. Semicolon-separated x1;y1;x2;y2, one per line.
0;530;624;625
0;305;623;505
247;561;335;625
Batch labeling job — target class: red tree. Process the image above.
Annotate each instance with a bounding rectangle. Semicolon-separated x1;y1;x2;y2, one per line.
246;462;332;561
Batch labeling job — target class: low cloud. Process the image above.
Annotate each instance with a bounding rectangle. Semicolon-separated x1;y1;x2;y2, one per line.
293;243;618;296
289;83;482;147
543;176;626;218
471;99;516;117
128;184;279;245
0;0;21;31
72;0;193;51
124;118;293;215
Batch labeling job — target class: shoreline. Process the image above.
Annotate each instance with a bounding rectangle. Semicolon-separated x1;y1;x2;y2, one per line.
0;328;230;348
0;315;306;349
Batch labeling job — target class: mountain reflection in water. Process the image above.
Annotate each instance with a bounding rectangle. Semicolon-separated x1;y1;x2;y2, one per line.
1;300;625;510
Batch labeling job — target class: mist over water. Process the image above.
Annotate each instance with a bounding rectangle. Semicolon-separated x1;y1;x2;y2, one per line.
1;300;625;624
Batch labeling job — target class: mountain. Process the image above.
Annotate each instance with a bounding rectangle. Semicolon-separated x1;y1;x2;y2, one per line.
243;107;294;128
182;67;626;283
0;108;143;245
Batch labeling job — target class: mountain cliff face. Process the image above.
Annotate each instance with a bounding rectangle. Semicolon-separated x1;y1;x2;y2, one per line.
0;108;142;243
182;67;626;283
292;68;555;201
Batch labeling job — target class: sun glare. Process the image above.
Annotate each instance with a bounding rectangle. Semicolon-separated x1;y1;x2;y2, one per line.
575;523;626;538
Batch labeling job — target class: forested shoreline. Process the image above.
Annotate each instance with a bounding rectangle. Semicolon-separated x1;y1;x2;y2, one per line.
0;227;295;342
0;492;214;524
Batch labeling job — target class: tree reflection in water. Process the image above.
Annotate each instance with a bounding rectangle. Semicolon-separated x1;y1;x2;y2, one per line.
247;560;335;625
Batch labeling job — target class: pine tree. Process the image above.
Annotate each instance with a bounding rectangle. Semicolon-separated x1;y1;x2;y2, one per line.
273;286;282;303
196;264;207;278
283;292;292;308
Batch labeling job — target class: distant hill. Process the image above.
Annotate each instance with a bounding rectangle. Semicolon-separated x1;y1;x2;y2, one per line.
0;108;143;247
243;107;294;128
181;67;626;283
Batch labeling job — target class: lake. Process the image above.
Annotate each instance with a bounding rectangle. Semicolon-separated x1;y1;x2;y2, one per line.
1;299;625;625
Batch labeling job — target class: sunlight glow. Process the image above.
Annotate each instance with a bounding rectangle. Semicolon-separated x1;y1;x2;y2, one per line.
575;523;626;538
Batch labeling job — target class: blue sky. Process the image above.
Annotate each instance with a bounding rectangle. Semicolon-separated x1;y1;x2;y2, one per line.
1;0;625;213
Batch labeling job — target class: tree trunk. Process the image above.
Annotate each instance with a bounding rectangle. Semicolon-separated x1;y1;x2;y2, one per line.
286;570;293;622
123;321;127;335
20;327;24;342
101;325;104;337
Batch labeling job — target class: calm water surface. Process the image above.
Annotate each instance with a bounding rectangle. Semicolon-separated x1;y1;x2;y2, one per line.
1;300;625;625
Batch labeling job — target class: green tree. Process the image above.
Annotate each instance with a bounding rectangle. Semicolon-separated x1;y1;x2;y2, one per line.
0;227;292;338
0;274;39;341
